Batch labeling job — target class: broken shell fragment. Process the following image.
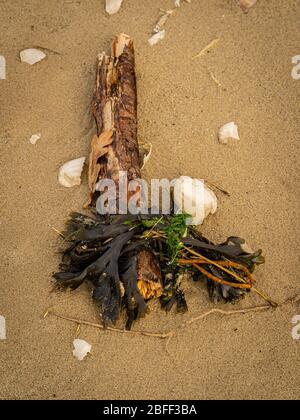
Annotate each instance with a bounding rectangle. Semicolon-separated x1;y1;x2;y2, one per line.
29;133;41;145
0;315;6;340
106;0;123;15
236;0;258;13
139;141;152;170
154;10;173;33
175;0;191;5
72;339;91;361
58;157;86;188
148;30;165;46
218;122;240;144
20;49;46;65
174;176;218;225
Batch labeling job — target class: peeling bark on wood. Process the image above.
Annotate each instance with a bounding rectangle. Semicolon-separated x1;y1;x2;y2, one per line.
137;250;163;300
86;33;141;207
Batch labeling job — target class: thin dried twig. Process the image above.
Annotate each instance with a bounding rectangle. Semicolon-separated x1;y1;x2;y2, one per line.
47;311;172;340
206;181;230;196
209;71;222;87
46;293;300;355
46;304;271;347
180;306;270;329
51;227;65;239
193;39;220;60
34;45;62;55
282;294;300;306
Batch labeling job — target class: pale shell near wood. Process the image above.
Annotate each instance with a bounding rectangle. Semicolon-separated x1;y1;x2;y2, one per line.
58;157;86;188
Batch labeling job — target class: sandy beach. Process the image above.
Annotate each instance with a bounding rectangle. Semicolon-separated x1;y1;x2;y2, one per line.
0;0;299;400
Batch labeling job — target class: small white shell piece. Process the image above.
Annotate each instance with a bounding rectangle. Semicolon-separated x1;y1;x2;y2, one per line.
0;55;6;80
106;0;123;15
173;176;218;226
29;133;41;145
20;49;46;65
73;339;91;361
58;157;86;188
148;30;166;46
140;142;153;170
218;122;240;144
236;0;258;12
0;315;6;340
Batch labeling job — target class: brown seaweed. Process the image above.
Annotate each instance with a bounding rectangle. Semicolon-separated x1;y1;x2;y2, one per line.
54;213;267;328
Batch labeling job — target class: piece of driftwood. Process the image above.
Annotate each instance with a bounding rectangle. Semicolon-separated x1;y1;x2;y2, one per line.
137;250;163;300
86;33;141;207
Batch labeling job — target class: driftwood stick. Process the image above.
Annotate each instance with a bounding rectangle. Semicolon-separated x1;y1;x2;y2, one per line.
86;33;141;207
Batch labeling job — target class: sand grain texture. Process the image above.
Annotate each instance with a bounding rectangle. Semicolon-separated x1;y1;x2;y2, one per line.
0;0;299;400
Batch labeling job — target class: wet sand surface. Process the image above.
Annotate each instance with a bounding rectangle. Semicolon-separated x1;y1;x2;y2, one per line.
0;0;299;400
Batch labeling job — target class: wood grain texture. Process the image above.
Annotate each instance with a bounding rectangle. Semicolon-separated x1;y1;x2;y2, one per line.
87;34;140;207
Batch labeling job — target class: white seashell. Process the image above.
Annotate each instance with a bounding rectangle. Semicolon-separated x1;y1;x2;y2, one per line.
58;157;86;188
0;315;6;340
148;30;166;46
20;49;46;65
218;122;240;144
73;339;91;361
106;0;123;15
29;133;41;145
173;176;218;225
236;0;258;12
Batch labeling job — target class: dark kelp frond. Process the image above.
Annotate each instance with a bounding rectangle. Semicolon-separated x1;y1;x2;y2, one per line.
54;213;269;328
160;271;188;313
119;255;148;330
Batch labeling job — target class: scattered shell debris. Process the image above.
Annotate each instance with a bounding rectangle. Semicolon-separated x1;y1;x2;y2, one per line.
29;133;41;145
173;176;218;226
58;157;86;188
218;122;240;144
0;315;6;340
154;9;174;33
73;339;91;361
20;49;46;65
105;0;123;15
149;1;191;46
236;0;258;13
